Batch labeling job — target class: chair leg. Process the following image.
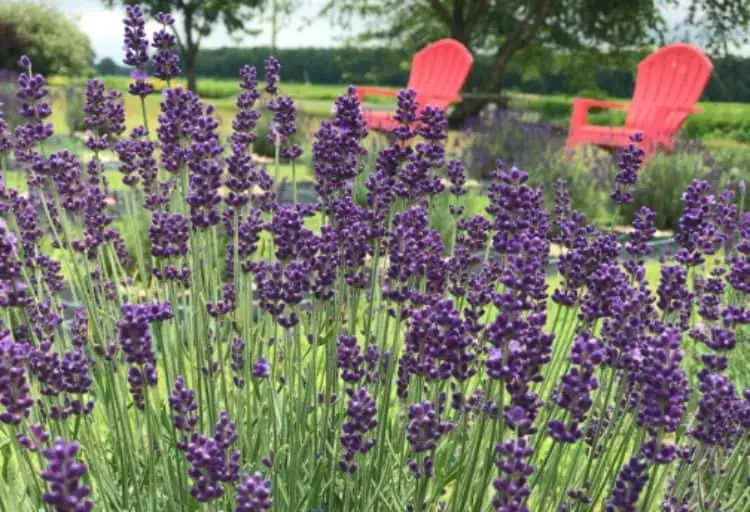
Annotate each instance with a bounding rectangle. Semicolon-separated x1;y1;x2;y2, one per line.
563;139;578;160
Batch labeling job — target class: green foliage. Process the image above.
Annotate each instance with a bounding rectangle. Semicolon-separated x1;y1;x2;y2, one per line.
0;1;94;76
459;110;611;224
623;150;714;230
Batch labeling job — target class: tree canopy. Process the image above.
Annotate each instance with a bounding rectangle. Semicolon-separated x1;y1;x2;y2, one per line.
103;0;267;91
322;0;750;123
0;1;94;77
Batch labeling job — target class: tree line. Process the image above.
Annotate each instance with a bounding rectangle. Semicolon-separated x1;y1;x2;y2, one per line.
96;46;750;103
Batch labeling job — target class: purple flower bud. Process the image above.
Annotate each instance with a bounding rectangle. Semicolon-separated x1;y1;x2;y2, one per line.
263;56;281;95
252;357;270;379
235;472;272;511
17;55;31;70
492;438;534;511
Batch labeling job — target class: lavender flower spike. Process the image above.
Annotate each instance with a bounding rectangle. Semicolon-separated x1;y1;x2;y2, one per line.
152;12;181;81
40;438;95;512
123;5;153;97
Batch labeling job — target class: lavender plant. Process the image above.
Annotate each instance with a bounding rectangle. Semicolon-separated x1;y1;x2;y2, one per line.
0;8;748;512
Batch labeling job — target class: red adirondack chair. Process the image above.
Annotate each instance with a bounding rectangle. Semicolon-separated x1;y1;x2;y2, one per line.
565;43;713;164
355;39;473;132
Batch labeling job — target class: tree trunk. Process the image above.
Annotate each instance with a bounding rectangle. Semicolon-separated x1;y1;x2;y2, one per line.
185;45;198;93
448;51;511;129
447;0;556;129
270;0;278;53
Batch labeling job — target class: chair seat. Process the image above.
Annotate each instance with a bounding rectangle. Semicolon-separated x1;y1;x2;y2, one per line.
362;110;402;132
574;125;643;146
573;125;664;152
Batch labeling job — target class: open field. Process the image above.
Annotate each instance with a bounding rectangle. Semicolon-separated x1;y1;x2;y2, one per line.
49;75;750;148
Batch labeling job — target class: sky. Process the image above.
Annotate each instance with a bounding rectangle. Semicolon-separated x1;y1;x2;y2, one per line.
52;0;749;62
54;0;363;61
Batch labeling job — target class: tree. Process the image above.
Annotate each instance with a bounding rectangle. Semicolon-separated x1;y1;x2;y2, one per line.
96;57;123;76
104;0;266;92
0;1;94;76
322;0;750;125
261;0;304;53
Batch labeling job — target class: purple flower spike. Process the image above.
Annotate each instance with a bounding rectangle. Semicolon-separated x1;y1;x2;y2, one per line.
17;422;50;452
157;87;204;173
406;401;453;478
0;219;29;308
83;79;126;150
123;5;153;97
611;133;644;205
14;56;54;163
313;86;368;209
339;387;377;473
690;369;745;448
17;55;31;70
118;302;173;409
0;100;12;156
727;212;750;294
40;438;94;512
115;125;160;206
184;410;241;502
186;102;224;229
635;327;688;464
169;376;199;449
235;472;272;512
492;438;534;512
152;12;181;81
0;327;33;425
393;89;418;141
446;159;467;196
674;180;731;267
264;56;281;95
605;457;649;512
548;334;604;443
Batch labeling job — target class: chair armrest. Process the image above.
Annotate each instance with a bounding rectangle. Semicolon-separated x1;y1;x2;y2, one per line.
570;97;629;110
568;98;629;131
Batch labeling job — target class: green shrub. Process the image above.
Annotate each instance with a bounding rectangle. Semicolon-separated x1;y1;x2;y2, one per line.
252;108;312;160
62;81;87;135
622;150;712;230
459;109;612;225
0;1;93;77
574;88;608;99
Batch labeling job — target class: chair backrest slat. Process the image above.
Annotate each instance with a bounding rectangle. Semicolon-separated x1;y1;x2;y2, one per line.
406;39;473;109
625;43;713;137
